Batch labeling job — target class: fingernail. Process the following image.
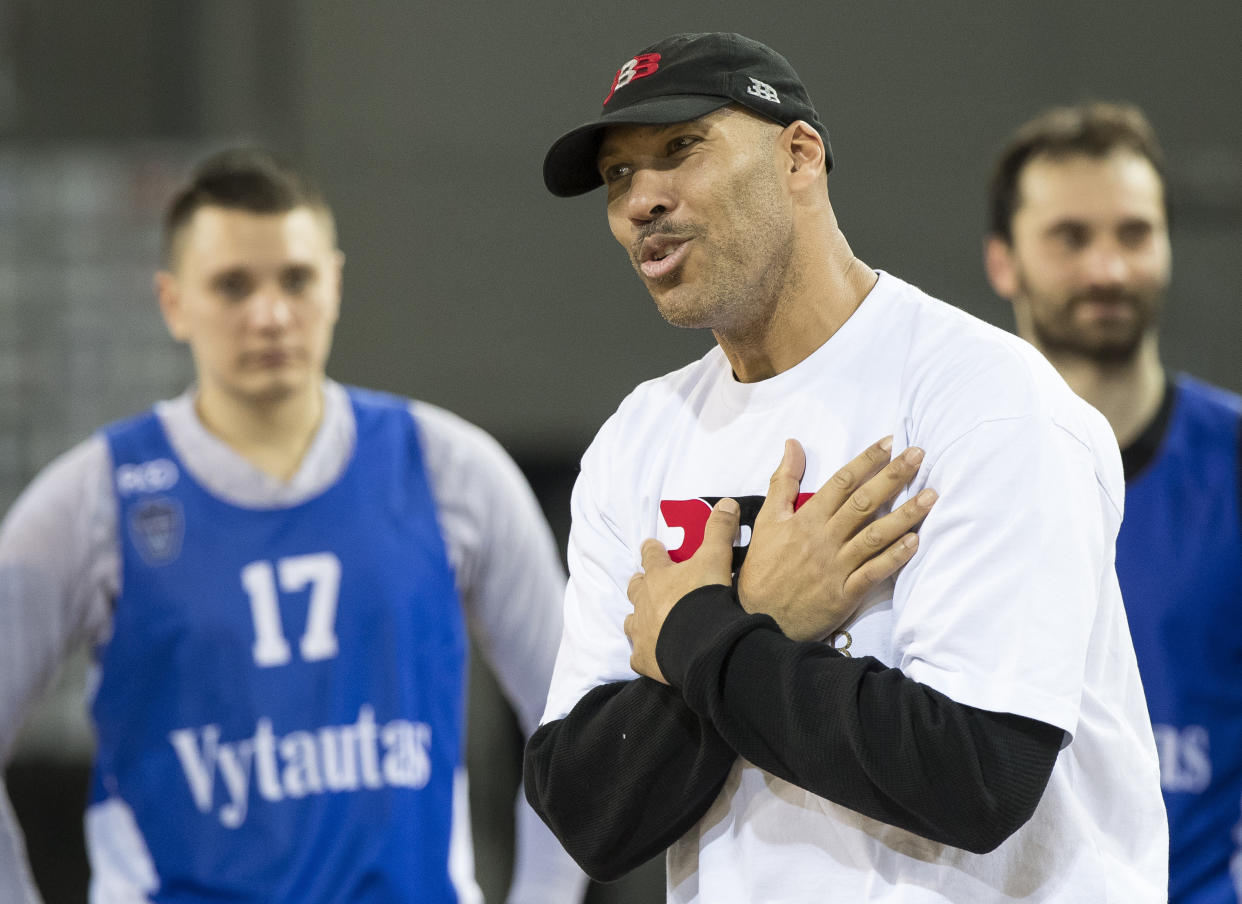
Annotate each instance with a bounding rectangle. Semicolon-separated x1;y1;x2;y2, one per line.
716;497;740;515
905;447;924;466
917;488;937;506
903;534;919;549
879;435;893;453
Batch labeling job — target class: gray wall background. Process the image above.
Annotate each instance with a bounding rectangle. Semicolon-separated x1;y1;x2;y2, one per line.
7;0;1241;456
2;2;1240;902
306;1;1242;455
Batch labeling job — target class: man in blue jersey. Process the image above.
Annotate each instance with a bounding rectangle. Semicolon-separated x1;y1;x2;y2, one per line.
985;101;1242;904
0;148;586;903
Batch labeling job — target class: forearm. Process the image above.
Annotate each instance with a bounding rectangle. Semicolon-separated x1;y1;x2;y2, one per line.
523;677;736;881
0;783;41;904
657;586;1063;854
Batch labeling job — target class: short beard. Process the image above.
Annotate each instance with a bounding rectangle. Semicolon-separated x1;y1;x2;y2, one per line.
1019;274;1161;366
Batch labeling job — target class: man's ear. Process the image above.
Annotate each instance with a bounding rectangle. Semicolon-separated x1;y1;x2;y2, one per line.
984;235;1019;299
783;120;828;190
154;270;189;342
324;249;346;326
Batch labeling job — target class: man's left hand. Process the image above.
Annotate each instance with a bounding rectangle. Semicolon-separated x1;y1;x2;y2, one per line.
624;498;740;684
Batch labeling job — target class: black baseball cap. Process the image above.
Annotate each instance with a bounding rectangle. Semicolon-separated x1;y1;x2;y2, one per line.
544;32;832;197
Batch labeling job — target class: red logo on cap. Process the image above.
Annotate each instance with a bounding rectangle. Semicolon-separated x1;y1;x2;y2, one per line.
604;53;661;105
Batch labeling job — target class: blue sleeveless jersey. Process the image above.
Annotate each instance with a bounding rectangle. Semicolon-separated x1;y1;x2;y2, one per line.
1117;375;1242;904
94;388;468;902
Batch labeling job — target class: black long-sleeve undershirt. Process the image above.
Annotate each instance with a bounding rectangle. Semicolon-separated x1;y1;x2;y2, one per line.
525;584;1064;881
523;675;737;880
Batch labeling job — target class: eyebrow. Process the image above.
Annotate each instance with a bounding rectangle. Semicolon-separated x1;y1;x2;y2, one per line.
1043;212;1156;235
597;121;702;162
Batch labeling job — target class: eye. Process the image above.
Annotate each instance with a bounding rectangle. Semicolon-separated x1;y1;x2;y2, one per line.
1117;220;1153;248
212;270;254;301
1048;222;1089;252
280;266;316;295
601;162;633;184
667;135;701;154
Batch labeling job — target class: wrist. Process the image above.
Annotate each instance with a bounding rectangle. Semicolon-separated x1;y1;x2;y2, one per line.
654;584;745;690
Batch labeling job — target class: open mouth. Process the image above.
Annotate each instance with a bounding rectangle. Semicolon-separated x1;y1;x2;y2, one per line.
639;236;692;279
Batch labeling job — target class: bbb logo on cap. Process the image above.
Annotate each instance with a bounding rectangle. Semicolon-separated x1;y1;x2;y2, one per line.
604;52;661;105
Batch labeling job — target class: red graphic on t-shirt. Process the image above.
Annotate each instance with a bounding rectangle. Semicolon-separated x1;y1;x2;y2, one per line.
660;492;814;563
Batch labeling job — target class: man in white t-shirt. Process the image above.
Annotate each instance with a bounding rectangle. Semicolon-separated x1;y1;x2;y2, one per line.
523;32;1168;902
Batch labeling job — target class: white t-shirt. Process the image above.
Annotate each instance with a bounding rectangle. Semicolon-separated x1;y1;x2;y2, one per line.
0;380;585;904
544;271;1168;903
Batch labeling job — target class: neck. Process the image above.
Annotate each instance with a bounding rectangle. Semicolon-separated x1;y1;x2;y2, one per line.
1038;335;1165;449
195;380;326;481
716;222;877;383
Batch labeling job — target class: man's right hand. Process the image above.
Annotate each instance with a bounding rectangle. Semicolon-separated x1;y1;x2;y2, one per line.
737;436;936;642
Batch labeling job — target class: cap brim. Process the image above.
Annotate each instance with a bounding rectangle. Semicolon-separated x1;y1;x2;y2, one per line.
543;95;732;197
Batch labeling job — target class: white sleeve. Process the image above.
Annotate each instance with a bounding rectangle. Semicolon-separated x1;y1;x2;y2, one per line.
540;425;641;724
0;435;119;904
893;405;1120;738
411;402;587;903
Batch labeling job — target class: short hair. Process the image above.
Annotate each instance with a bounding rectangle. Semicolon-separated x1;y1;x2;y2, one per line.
162;147;333;265
987;102;1167;243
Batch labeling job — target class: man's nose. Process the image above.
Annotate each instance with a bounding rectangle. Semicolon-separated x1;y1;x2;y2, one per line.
250;288;294;329
625;166;677;226
1082;241;1130;287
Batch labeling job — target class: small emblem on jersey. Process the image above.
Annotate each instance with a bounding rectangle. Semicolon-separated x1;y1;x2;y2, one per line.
604;52;661;104
745;77;780;103
129;496;185;566
116;458;179;496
